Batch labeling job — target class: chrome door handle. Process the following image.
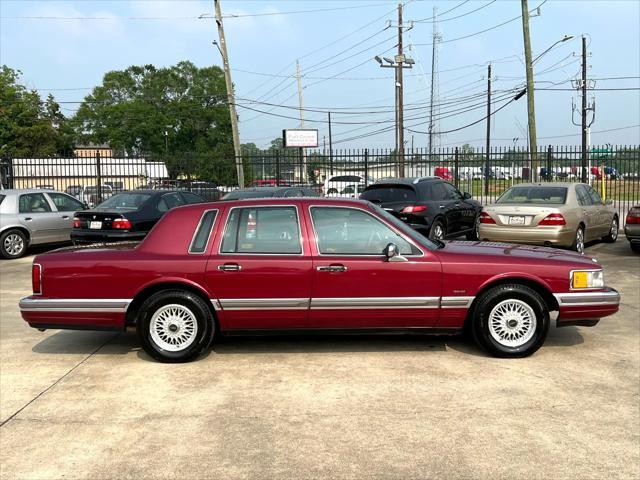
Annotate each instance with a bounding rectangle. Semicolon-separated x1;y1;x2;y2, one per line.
317;265;347;272
61;215;70;219
439;205;445;209
24;217;32;221
218;264;242;272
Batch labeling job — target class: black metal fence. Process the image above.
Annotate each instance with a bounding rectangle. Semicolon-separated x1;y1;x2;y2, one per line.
2;144;639;218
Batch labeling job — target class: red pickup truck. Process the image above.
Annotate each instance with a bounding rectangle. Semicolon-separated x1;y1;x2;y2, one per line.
20;198;619;362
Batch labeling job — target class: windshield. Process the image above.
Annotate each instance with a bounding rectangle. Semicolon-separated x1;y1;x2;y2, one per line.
360;185;417;203
369;203;438;250
96;193;151;210
496;186;568;204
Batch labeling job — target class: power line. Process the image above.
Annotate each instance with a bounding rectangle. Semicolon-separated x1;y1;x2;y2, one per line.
414;1;497;24
413;0;549;47
221;3;391;19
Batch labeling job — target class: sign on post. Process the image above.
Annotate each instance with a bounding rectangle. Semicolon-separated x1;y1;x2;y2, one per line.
282;129;319;148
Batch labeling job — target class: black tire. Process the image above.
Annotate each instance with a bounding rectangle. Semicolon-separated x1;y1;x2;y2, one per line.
137;290;214;363
466;215;480;241
1;229;28;259
603;216;618;243
470;284;550;358
570;226;585;254
429;218;446;242
631;242;640;254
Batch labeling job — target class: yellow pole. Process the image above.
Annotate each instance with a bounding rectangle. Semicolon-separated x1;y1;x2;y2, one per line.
601;165;606;201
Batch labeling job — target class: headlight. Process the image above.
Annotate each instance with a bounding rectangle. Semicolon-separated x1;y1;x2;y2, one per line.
571;270;604;289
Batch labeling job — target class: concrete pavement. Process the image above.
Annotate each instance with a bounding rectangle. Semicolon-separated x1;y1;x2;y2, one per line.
1;240;638;479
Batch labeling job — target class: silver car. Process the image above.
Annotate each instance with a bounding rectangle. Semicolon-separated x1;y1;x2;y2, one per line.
0;189;87;259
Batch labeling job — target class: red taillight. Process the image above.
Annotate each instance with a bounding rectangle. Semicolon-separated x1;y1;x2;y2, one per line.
73;217;81;228
32;263;42;295
112;218;132;230
539;213;566;226
626;208;640;224
479;212;496;224
402;205;427;213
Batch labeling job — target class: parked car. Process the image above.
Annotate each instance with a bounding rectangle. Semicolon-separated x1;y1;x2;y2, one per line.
324;175;372;196
20;197;620;362
325;184;366;198
0;189;87;259
70;190;205;244
222;186;320;200
478;183;619;254
360;177;481;241
72;185;113;207
624;205;640;253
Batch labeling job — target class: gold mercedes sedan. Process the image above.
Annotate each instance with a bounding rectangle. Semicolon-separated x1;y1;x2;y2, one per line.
478;183;619;254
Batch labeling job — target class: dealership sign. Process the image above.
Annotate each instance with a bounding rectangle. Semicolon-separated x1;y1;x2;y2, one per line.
282;129;319;148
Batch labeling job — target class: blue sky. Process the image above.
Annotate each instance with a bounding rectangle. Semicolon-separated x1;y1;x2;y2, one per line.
1;0;639;150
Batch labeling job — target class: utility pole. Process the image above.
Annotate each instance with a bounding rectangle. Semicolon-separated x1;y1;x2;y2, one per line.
214;0;244;187
571;35;595;183
580;36;588;183
485;63;491;196
397;2;405;175
428;6;442;157
296;59;304;128
328;112;334;175
295;59;306;182
520;0;538;181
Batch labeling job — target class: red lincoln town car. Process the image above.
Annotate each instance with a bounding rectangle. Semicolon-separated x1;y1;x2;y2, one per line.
20;198;620;362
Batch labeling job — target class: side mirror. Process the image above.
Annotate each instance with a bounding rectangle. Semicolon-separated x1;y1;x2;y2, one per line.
384;243;408;262
83;202;90;210
462;192;472;200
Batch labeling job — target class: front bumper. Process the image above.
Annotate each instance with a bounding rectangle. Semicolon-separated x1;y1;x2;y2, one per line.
554;287;620;327
70;230;146;243
478;224;575;247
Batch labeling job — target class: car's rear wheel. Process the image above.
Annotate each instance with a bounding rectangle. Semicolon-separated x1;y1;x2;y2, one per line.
429;219;446;242
1;229;27;259
137;290;214;363
467;216;480;241
471;284;550;358
571;226;585;254
603;217;618;243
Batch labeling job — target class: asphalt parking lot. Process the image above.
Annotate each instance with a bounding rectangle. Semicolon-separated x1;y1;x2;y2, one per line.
1;241;639;480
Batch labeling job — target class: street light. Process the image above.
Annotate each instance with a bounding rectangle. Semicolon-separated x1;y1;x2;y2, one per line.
533;34;574;64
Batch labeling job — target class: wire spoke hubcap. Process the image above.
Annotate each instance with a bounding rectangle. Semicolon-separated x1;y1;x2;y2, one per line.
488;299;537;348
4;234;24;256
433;224;445;241
150;304;198;352
611;220;618;239
576;229;584;253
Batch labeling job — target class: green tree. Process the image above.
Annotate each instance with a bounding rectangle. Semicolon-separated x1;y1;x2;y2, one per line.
0;65;71;158
73;61;235;184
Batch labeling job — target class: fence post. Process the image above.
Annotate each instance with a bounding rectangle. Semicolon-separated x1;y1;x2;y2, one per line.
484;146;490;196
275;150;281;187
364;149;369;186
546;145;553;181
96;150;102;204
454;147;459;188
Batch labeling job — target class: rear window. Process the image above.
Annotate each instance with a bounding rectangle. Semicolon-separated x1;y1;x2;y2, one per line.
360;185;417;203
496;186;568;204
0;194;5;205
330;175;362;183
97;193;151;210
189;210;218;254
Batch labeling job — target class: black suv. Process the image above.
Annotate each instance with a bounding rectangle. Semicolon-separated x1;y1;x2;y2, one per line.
360;177;481;241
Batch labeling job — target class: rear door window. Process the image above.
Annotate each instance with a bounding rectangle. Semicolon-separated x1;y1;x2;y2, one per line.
429;182;449;201
18;193;52;213
360;185;417;203
157;193;185;212
181;192;205;204
587;187;603;205
575;185;592;206
220;207;301;254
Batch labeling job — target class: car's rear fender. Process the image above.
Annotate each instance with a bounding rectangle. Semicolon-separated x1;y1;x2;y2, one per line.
126;278;220;329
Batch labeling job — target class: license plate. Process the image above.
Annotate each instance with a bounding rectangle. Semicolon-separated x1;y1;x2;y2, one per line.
89;221;102;229
509;216;525;225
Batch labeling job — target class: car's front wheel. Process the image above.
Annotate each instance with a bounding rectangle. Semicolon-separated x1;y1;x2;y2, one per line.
1;229;27;259
137;290;214;363
471;284;550;358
